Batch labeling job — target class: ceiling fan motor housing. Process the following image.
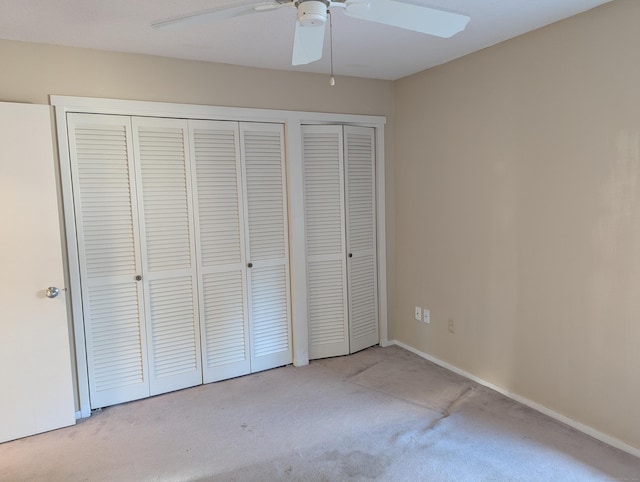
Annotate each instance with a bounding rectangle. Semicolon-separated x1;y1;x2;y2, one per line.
296;0;329;26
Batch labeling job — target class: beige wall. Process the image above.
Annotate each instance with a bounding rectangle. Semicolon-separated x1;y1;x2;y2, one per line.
0;39;394;115
394;0;640;450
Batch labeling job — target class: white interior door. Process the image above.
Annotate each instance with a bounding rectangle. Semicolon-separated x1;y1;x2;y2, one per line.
132;117;202;396
0;102;75;442
240;122;293;372
302;125;350;359
67;113;150;409
345;126;379;353
189;120;250;383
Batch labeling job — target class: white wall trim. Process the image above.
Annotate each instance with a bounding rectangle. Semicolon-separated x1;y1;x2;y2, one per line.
285;119;310;367
50;96;386;127
53;95;386;415
375;126;388;345
388;340;640;460
54;106;92;420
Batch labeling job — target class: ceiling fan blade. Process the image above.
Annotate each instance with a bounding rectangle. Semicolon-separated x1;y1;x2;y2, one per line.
344;0;469;38
152;2;281;30
292;23;326;66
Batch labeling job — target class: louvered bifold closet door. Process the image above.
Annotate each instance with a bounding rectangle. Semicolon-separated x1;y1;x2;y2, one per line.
132;117;202;396
189;120;250;383
344;126;379;353
301;126;349;359
239;122;293;372
67;114;150;409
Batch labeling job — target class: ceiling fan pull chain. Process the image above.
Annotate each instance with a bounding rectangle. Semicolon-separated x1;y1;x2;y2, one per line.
329;10;335;86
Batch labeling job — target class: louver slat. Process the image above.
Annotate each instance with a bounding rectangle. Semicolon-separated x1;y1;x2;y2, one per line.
147;277;198;380
192;126;243;266
243;128;287;262
133;118;201;396
190;121;250;382
203;271;247;369
88;283;145;392
302;126;349;359
74;125;137;279
308;260;347;346
241;123;292;372
67;114;150;409
304;131;344;257
136;125;193;272
250;266;289;357
345;126;379;353
348;256;377;339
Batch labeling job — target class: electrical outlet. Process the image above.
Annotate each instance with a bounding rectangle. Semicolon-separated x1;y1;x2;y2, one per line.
448;318;455;334
415;306;422;321
423;308;430;324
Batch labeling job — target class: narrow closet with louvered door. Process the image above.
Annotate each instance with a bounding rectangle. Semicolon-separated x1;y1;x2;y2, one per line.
67;114;149;408
302;125;378;359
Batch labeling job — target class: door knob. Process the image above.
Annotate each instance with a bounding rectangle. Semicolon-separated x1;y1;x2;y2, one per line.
247;263;253;268
348;253;353;258
45;287;60;299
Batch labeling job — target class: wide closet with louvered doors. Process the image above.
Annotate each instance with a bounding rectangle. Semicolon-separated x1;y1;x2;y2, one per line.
302;125;379;360
67;114;292;409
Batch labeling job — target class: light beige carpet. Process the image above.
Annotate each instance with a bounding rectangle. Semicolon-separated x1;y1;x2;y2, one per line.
1;345;638;481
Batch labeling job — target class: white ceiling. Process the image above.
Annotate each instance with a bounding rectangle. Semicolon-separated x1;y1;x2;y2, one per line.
0;0;612;80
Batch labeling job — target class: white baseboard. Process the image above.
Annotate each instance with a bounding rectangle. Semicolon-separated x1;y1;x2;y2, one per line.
388;339;640;460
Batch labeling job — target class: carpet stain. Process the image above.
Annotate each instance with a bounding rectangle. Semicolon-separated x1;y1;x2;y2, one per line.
240;422;254;432
421;385;476;434
388;426;425;448
322;449;391;479
446;386;476;413
346;360;384;380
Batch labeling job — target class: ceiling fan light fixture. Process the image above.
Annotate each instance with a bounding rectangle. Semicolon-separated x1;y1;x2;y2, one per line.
296;0;329;26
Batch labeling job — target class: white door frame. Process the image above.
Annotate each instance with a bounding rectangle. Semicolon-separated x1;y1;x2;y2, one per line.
52;95;387;418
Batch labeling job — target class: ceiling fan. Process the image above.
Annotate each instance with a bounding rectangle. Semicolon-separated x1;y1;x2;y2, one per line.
152;0;470;66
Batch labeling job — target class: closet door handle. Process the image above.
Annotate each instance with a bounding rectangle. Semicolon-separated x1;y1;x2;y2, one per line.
247;263;253;268
348;253;353;258
135;275;142;281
